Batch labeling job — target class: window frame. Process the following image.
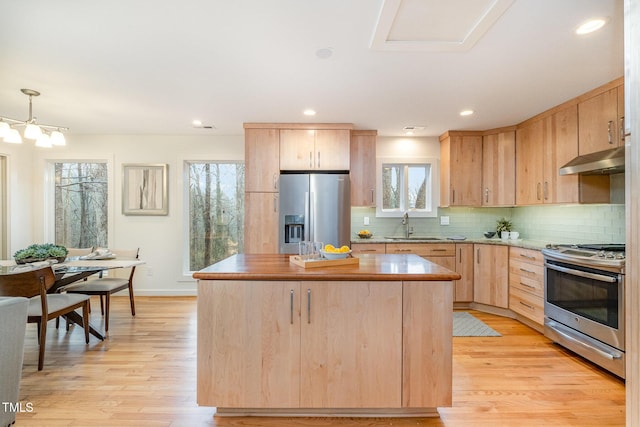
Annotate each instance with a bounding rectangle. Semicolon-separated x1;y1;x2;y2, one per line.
44;158;114;246
375;156;439;218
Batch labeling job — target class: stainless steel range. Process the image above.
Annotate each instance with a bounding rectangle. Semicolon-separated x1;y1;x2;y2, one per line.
541;243;625;378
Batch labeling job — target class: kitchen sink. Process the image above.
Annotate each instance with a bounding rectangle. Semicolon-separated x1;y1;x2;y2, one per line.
384;236;443;241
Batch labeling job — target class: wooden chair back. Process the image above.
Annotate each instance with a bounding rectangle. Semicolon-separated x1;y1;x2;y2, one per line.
0;267;55;299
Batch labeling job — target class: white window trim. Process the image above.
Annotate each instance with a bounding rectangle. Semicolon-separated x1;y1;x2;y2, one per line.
375;156;439;218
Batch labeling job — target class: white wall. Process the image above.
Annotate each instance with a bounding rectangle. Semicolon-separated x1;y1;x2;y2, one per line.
26;134;243;295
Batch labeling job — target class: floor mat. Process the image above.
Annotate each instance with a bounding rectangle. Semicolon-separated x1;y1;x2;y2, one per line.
453;311;501;336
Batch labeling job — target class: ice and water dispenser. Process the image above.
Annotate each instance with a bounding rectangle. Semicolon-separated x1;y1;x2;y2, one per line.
284;215;304;244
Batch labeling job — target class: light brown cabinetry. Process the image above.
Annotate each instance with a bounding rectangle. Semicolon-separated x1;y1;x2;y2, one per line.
198;276;452;412
508;247;544;326
482;130;515;206
473;244;509;308
350;130;377;206
351;242;386;255
244;127;280;253
197;280;301;408
439;132;483;207
386;243;455;259
280;129;350;171
516;105;580;205
244;192;279;253
454;243;474;302
578;83;625;155
245;128;280;192
301;281;402;408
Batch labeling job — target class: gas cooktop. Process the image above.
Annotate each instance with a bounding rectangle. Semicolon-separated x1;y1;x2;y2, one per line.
542;243;626;272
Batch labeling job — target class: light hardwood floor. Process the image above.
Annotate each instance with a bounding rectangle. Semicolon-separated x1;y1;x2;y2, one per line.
14;297;625;426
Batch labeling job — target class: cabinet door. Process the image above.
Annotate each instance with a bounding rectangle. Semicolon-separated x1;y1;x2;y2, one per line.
578;87;620;155
279;129;315;170
473;244;509;308
515;121;544;205
315;129;350;170
544;105;579;204
482;131;515;206
449;134;483;206
245;128;280;192
244;192;279;253
197;280;301;408
454;243;474;302
350;130;377;206
403;280;453;408
300;281;402;408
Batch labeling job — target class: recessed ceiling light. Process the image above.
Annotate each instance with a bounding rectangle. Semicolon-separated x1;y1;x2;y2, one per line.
315;48;333;59
459;109;475;117
303;109;316;116
576;18;607;35
192;119;202;126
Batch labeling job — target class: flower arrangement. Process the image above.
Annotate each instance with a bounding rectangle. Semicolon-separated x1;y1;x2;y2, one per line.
13;243;68;264
495;217;513;235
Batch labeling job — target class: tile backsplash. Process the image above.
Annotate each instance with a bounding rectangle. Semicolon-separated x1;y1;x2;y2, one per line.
351;204;625;244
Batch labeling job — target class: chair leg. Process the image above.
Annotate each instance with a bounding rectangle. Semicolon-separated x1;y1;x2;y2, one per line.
99;295;105;315
129;284;136;316
55;317;60;329
38;319;47;371
82;302;90;344
105;294;111;332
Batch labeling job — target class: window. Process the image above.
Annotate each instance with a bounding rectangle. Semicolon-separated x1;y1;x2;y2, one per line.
187;161;245;271
54;162;109;248
376;157;438;217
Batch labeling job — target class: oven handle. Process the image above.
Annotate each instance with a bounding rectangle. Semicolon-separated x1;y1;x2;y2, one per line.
547;322;622;360
544;262;617;283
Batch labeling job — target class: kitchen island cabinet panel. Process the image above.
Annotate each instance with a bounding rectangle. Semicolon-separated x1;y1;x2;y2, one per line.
403;281;453;408
197;281;300;408
300;281;402;408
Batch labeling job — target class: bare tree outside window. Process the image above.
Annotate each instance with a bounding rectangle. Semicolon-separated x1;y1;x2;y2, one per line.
188;161;244;271
55;162;108;248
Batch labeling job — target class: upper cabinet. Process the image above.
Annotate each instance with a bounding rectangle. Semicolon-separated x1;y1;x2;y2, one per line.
245;127;280;192
482;129;515;206
350;130;377;207
440;132;483;207
280;128;350;171
516;106;581;205
578;82;625;155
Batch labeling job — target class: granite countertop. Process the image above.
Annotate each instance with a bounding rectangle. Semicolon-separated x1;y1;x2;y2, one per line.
351;236;550;251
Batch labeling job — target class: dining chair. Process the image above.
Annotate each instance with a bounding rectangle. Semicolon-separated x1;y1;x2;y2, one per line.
62;248;139;332
0;266;91;371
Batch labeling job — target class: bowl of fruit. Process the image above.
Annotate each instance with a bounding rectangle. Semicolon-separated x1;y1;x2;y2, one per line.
357;229;373;239
321;244;352;260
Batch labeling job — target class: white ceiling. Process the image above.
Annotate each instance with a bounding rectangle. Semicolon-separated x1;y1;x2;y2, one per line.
0;0;624;138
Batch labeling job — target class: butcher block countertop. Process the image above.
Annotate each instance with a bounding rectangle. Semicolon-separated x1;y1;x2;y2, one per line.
193;253;461;282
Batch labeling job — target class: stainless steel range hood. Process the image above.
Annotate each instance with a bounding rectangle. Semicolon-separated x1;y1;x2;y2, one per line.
559;147;625;175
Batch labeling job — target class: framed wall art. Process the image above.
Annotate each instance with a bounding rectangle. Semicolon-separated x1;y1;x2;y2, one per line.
122;163;168;215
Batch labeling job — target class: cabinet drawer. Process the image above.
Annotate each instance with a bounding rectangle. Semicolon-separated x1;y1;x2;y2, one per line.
351;243;386;254
509;286;544;325
509;273;543;297
509;247;543;265
509;259;544;287
386;243;454;257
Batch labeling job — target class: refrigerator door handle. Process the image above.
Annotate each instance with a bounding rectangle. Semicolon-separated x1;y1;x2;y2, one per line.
309;191;315;242
304;191;310;242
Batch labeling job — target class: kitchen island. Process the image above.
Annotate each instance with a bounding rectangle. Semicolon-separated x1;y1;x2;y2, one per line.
194;253;460;417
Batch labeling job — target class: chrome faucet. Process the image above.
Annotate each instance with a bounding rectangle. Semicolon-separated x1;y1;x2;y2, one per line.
402;211;413;238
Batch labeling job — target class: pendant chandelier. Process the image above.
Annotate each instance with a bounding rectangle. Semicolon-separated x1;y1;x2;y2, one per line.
0;89;68;147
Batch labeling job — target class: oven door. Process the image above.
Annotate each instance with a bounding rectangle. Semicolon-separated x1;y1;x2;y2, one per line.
544;259;624;351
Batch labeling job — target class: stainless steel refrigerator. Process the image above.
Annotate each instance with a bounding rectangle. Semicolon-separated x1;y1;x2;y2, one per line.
279;173;351;254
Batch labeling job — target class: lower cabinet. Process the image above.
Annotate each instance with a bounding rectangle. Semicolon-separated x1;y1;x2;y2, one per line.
473;244;509;308
508;247;544;325
198;279;452;411
454;243;474;302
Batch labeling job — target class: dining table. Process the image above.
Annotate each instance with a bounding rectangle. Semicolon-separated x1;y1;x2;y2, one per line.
0;257;145;340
